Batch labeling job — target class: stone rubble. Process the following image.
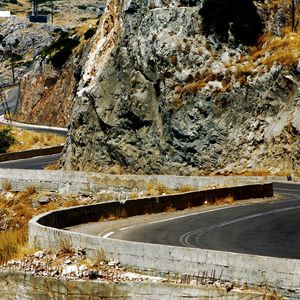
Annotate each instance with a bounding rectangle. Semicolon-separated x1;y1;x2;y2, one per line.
0;248;168;284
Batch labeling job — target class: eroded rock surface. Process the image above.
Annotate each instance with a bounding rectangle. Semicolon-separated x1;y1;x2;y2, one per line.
60;0;300;175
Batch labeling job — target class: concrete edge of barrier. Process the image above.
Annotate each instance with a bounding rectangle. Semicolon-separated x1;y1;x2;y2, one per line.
27;182;300;293
0;145;64;163
0;269;280;299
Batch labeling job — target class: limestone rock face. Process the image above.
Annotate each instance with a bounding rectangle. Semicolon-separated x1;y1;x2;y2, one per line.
61;0;300;175
17;60;77;127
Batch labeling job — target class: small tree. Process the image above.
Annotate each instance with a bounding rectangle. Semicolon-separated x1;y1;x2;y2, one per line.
0;127;15;153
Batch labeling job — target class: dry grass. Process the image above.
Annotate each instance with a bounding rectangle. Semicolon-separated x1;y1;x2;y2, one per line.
95;248;107;263
165;205;176;213
253;31;300;67
24;185;37;196
45;163;60;170
99;207;128;222
0;226;28;265
58;237;73;254
176;185;198;193
214;196;235;206
104;165;125;175
64;198;80;208
1;180;11;192
145;182;175;196
240;168;299;177
5;126;65;153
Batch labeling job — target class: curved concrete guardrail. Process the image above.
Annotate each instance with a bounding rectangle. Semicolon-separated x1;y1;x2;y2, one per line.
28;181;300;294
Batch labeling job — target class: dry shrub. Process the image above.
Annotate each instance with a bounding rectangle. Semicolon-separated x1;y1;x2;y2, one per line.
146;182;168;196
242;30;300;70
45;163;60;170
176;185;197;193
24;185;37;196
105;165;124;175
108;207;128;220
100;207;128;222
165;205;176;213
240;169;272;176
58;237;73;254
64;198;80;207
129;192;139;199
1;179;11;192
95;248;107;263
13;202;33;220
182;81;206;95
214;196;235;205
0;226;28;265
169;55;177;64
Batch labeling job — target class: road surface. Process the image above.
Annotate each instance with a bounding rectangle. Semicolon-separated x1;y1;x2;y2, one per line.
0;153;61;169
68;182;300;259
0;87;65;169
1;87;67;136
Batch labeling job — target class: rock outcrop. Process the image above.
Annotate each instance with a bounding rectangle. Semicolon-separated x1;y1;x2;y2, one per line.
60;0;300;175
17;57;78;127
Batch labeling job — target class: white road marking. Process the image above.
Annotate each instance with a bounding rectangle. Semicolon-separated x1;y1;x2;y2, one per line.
275;188;300;192
180;192;300;248
119;226;134;231
148;205;250;225
103;231;114;238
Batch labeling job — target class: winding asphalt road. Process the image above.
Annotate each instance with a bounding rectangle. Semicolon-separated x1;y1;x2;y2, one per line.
2;88;67;136
0;87;66;169
3;89;300;259
0;153;61;169
96;182;300;259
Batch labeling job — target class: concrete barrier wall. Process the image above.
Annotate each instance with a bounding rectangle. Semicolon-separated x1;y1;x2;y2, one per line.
29;227;300;293
35;183;273;229
0;168;289;193
0;145;63;162
0;270;274;299
28;183;300;293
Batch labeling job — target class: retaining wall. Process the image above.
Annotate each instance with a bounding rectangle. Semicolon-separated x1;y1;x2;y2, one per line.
0;145;63;162
0;270;277;299
0;168;288;193
35;183;273;229
28;183;300;294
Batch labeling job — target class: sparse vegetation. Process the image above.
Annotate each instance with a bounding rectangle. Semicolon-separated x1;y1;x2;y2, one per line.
0;127;15;153
0;226;27;265
24;185;37;196
64;197;80;207
1;179;11;192
58;237;73;254
214;196;235;205
145;182;173;196
1;125;65;153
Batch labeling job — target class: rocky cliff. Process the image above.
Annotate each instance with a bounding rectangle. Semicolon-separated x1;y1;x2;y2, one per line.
0;1;104;126
60;0;300;175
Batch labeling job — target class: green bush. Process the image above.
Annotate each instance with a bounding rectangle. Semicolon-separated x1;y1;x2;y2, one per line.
0;128;15;153
199;0;263;45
